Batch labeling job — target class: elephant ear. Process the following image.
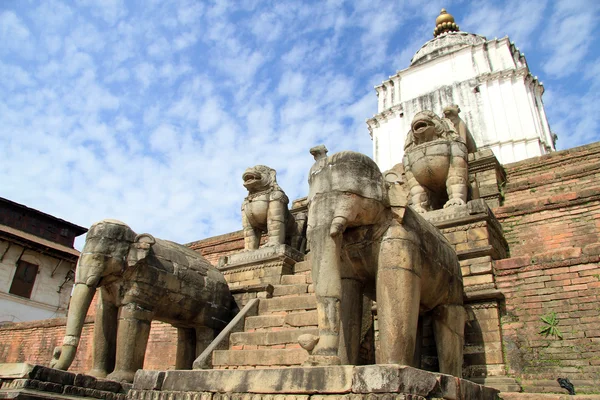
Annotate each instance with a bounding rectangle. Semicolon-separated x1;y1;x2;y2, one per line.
127;233;156;267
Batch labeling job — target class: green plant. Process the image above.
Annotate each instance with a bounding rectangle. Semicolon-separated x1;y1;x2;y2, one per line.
539;312;563;339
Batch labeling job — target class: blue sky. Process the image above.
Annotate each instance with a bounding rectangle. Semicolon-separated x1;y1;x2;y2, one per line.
1;0;599;249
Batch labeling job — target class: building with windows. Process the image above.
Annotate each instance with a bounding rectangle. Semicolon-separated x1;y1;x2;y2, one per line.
0;197;87;323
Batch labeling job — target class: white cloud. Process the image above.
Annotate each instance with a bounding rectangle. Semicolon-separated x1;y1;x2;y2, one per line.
0;11;33;56
0;0;598;252
541;0;599;78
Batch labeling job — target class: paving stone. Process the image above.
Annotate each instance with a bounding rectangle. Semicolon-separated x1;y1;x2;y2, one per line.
281;275;307;285
95;378;123;393
213;349;309;366
230;328;318;346
132;370;165;390
285;311;318;327
31;365;75;386
245;315;285;330
161;366;353;393
74;373;97;388
259;295;316;313
294;261;312;273
272;284;308;297
352;365;440;396
0;363;35;379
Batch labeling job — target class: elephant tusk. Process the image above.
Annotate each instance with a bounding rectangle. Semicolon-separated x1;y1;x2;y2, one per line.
330;216;348;237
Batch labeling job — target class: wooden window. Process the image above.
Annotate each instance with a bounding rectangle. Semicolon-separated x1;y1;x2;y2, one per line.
9;260;38;298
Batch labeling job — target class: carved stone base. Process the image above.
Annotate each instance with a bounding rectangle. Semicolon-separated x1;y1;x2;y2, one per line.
218;244;304;288
0;363;129;399
419;199;510;381
130;365;499;400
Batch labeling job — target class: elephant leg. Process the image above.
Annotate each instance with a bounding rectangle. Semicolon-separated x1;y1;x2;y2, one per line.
175;328;196;370
338;278;363;365
89;288;118;378
266;201;286;246
377;228;421;365
242;210;261;250
107;304;153;383
413;317;423;368
444;155;468;208
195;326;215;358
309;224;342;364
405;169;429;213
432;304;466;377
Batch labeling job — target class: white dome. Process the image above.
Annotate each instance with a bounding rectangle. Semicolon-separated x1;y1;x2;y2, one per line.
411;31;486;66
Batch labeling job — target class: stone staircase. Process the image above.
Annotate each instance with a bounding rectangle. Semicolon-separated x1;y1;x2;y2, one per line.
210;255;524;395
212;260;317;369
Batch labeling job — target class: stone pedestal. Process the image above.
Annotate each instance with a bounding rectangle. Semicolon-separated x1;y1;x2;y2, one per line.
0;363;129;399
421;199;520;392
131;365;499;400
218;245;304;307
468;149;506;209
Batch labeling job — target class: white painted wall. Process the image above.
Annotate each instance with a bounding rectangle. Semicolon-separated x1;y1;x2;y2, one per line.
368;33;554;171
0;239;75;323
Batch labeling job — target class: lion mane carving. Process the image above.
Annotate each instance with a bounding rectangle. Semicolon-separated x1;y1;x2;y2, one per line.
403;106;475;213
242;165;300;250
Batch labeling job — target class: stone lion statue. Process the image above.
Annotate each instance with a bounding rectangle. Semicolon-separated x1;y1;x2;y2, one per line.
403;106;475;213
242;165;299;250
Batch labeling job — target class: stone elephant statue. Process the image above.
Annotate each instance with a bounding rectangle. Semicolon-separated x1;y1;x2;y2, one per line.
304;146;466;377
50;219;233;382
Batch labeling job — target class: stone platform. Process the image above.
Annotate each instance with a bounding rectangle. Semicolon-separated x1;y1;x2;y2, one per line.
0;363;129;399
131;365;499;400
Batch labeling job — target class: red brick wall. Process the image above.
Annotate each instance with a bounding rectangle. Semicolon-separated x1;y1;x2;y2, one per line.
493;142;600;382
0;298;181;373
188;230;245;265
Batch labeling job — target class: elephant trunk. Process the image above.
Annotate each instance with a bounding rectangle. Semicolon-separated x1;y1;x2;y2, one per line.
51;282;96;370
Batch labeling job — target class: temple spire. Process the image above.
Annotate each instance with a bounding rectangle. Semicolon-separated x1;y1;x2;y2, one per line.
433;8;460;37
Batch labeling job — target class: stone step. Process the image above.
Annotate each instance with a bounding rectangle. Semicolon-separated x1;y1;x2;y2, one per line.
212;349;308;367
230;327;318;347
281;274;307;285
258;295;316;314
245;310;318;330
272;283;308;297
294;260;311;273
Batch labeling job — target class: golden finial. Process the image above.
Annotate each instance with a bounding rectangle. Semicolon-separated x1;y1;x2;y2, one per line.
433;8;460;37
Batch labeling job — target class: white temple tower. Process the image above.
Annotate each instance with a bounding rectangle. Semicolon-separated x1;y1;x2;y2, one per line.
368;9;555;171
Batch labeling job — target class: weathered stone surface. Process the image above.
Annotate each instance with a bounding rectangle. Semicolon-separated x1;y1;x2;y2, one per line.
230;327;318;346
352;365;441;396
306;147;465;375
51;219;233;383
294;260;312;273
241;165;304;251
0;363;36;379
285;311;318;327
273;284;308;297
402;109;472;213
212;349;309;367
31;365;75;386
132;370;165;390
245;315;285;330
94;378;123;393
160;366;354;394
281;275;307;285
73;373;96;388
259;295;317;313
